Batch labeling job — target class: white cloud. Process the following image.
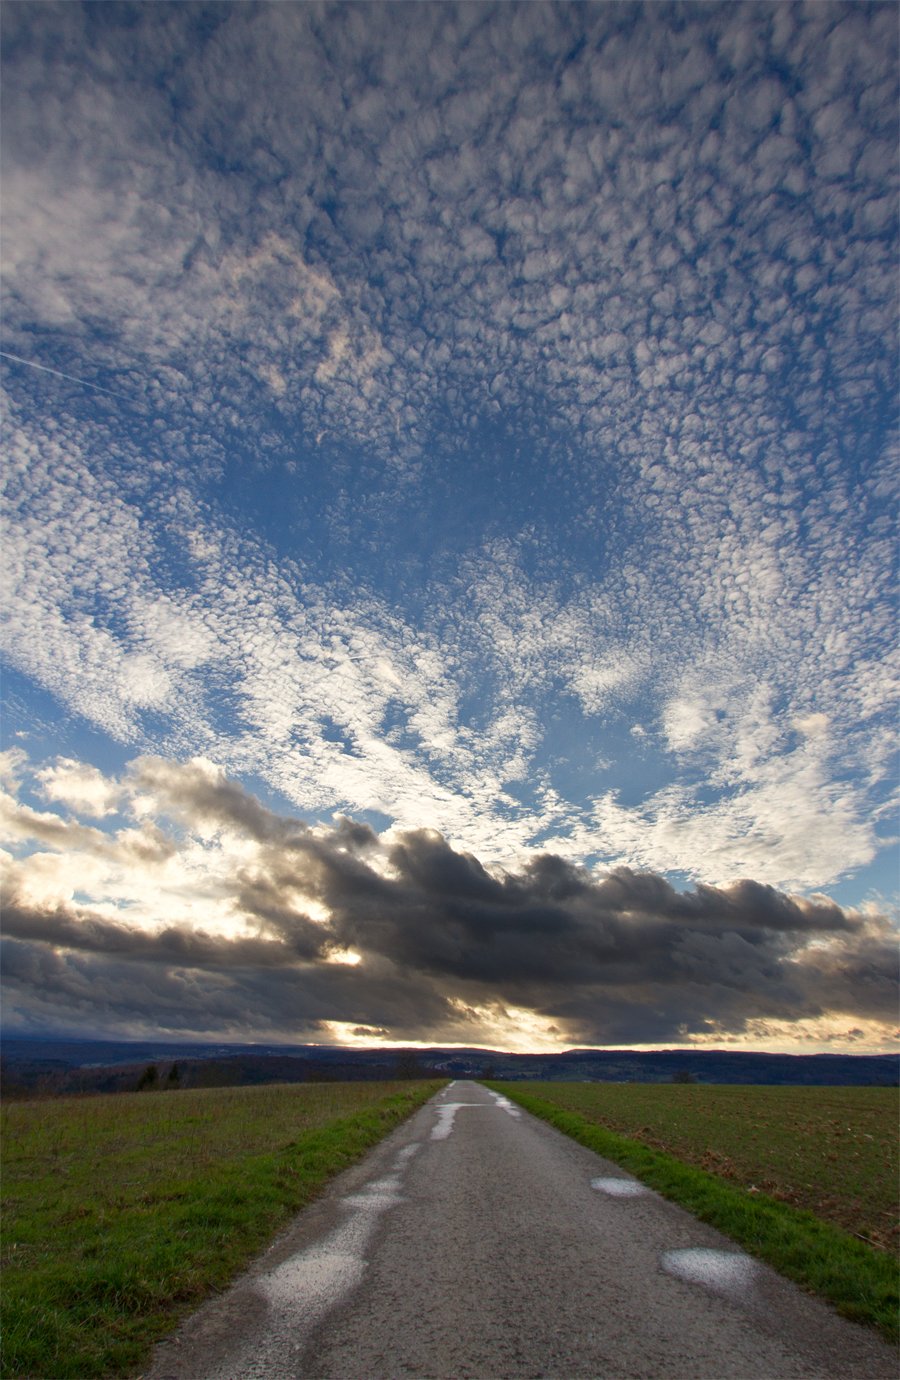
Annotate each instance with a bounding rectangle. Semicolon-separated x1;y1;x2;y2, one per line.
36;758;124;818
0;3;895;912
792;712;830;738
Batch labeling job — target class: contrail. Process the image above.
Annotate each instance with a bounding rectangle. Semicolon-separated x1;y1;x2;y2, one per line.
0;350;130;398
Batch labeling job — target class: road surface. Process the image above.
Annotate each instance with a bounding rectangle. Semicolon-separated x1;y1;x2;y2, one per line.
146;1081;896;1379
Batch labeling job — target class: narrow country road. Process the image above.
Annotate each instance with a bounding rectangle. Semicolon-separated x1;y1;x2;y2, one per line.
146;1082;896;1380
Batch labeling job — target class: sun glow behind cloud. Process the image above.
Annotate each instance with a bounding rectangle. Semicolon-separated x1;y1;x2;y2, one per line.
1;753;896;1053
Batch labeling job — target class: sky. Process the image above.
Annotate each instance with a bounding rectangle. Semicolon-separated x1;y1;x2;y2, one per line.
1;1;897;1055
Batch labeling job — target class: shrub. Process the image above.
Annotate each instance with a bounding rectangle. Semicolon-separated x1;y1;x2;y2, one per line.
135;1065;159;1092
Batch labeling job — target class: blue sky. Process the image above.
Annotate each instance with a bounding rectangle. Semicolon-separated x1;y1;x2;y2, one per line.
1;2;897;1053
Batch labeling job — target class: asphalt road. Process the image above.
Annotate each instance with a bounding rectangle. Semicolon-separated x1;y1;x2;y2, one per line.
146;1081;896;1380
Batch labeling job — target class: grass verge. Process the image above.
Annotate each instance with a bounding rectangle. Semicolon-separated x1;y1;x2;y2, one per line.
485;1082;899;1345
2;1080;444;1379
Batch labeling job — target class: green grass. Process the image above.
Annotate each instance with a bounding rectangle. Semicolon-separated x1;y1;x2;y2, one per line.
486;1082;899;1344
1;1079;445;1379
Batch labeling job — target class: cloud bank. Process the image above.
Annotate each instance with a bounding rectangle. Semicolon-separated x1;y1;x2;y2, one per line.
2;754;895;1050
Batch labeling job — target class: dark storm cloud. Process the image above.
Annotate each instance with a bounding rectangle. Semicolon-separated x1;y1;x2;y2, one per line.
3;762;895;1043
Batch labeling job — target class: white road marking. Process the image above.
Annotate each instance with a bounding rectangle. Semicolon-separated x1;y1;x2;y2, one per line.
262;1249;365;1308
430;1102;483;1139
260;1173;402;1305
486;1091;521;1117
430;1090;522;1140
661;1247;758;1300
592;1176;651;1196
206;1138;418;1377
341;1173;404;1208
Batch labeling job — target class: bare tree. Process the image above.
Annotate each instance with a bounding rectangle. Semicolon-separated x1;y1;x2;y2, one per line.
392;1050;423;1080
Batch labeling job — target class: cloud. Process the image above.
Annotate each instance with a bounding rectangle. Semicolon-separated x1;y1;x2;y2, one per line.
36;757;125;817
2;755;895;1049
792;713;830;738
0;3;896;965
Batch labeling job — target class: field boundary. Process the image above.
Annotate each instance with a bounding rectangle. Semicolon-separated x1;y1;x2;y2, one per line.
2;1081;445;1379
484;1082;899;1344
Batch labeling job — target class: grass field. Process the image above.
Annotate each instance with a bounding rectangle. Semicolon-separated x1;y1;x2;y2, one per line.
1;1079;444;1379
490;1082;899;1343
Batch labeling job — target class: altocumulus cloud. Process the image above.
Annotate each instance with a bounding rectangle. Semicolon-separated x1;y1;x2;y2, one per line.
0;4;897;1048
2;755;896;1050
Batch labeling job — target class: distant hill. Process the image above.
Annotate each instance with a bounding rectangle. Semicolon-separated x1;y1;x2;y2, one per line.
1;1036;896;1096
